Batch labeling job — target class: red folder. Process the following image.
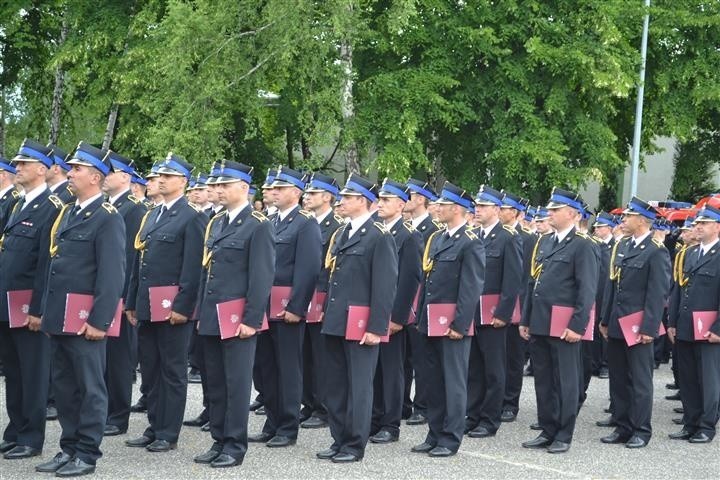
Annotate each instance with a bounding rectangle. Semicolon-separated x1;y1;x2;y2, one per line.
511;297;521;325
149;285;179;322
106;300;124;338
306;291;326;323
7;289;32;328
549;305;593;341
427;303;456;337
692;311;718;341
345;305;390;343
479;294;500;325
216;298;269;339
269;286;292;320
407;287;422;325
64;294;122;335
617;311;667;346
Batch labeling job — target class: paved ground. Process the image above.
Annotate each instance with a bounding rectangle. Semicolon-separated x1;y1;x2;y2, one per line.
1;363;718;479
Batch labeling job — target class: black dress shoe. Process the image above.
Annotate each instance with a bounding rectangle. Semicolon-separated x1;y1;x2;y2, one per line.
596;417;617;427
194;449;221;464
530;422;542;431
248;432;273;443
625;436;647;448
146;439;177;452
604;407;612;414
672;418;684;425
46;406;58;420
103;425;126;436
370;430;398;444
125;435;154;447
188;372;202;384
500;411;517;423
668;429;693;440
665;392;681;401
406;413;428;426
428;446;455;457
183;415;208;427
468;426;495;438
249;400;262;411
523;365;534;376
689;432;712;444
301;416;328;429
266;435;296;448
255;406;266;416
130;402;147;413
211;453;242;468
55;457;95;477
598;367;609;379
601;432;629;444
0;441;17;453
316;448;339;460
546;440;570;453
3;445;41;459
411;442;434;453
331;452;360;463
522;435;552;449
673;407;684;414
201;422;210;432
36;452;72;473
666;382;679;390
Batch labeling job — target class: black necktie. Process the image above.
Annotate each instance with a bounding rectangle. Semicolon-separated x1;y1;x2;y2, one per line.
71;205;82;217
273;215;281;227
155;205;166;223
339;224;352;246
552;235;560;248
222;214;231;231
479;229;486;240
698;248;704;261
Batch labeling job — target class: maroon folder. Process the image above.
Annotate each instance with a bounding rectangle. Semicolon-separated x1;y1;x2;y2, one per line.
511;297;521;325
149;285;179;322
306;291;326;323
549;305;593;341
64;294;122;335
269;286;292;320
216;298;269;339
692;311;718;341
106;300;124;338
617;311;667;346
7;289;32;328
427;303;456;337
345;305;389;343
479;294;500;325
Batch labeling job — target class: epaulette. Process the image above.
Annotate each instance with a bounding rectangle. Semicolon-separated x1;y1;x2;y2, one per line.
188;202;201;213
502;224;518;235
432;219;444;229
521;226;533;235
48;195;64;210
298;209;313;219
102;202;118;214
575;231;591;240
144;200;155;209
465;228;478;240
333;214;344;224
403;220;415;232
11;190;20;199
652;238;664;248
374;221;388;233
128;194;141;205
251;211;268;222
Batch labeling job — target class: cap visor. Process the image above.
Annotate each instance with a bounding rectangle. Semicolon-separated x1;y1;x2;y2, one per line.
155;167;185;176
545;201;567;209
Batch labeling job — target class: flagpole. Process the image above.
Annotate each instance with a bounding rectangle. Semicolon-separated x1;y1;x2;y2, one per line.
630;0;651;198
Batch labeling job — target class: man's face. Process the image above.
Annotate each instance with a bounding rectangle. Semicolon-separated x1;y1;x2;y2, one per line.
498;207;517;225
13;161;44;188
621;214;644;236
146;177;160;198
435;203;457;223
273;186;300;210
304;191;330;211
67;164;99;196
403;192;423;215
535;219;551;234
218;181;247;207
186;189;199;204
102;171;127;194
262;187;276;205
194;188;208;205
548;206;576;230
158;173;186;198
593;225;612;239
377;196;404;220
474;204;498;227
694;221;720;244
339;194;365;217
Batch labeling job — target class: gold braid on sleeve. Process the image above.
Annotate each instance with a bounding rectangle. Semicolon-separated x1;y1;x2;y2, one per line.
422;230;441;274
529;236;544;279
202;214;223;269
49;204;70;257
609;240;622;281
675;245;689;287
324;226;343;274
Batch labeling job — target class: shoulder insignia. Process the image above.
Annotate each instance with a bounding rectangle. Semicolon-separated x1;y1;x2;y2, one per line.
652;239;664;248
521;226;532;234
102;202;118;214
251;211;268;222
11;190;20;199
403;220;415;232
48;195;64;209
188;202;201;213
575;231;591;240
128;194;141;205
432;219;444;229
333;214;344;224
374;221;388;233
298;209;313;219
502;224;518;235
465;228;478;240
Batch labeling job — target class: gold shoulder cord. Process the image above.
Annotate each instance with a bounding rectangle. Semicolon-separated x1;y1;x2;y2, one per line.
202;214;223;269
609;240;622;281
422;230;442;274
324;226;343;273
134;210;153;251
674;245;689;287
530;236;544;279
49;204;71;257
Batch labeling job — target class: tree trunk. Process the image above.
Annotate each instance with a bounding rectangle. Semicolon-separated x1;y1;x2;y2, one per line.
427;131;444;191
102;103;120;150
0;87;5;157
300;135;311;161
49;15;69;145
285;126;294;168
339;8;360;178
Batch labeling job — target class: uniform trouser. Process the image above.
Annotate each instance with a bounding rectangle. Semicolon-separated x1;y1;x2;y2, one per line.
530;335;580;444
188;328;200;371
138;321;192;443
202;334;256;460
677;340;720;439
371;329;406;437
257;321;304;438
466;326;506;433
405;326;429;415
591;320;608;372
607;337;654;442
302;322;327;419
503;324;527;415
52;335;107;465
0;323;50;450
424;335;471;453
580;340;594;405
324;334;379;458
189;325;209;421
105;315;136;431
